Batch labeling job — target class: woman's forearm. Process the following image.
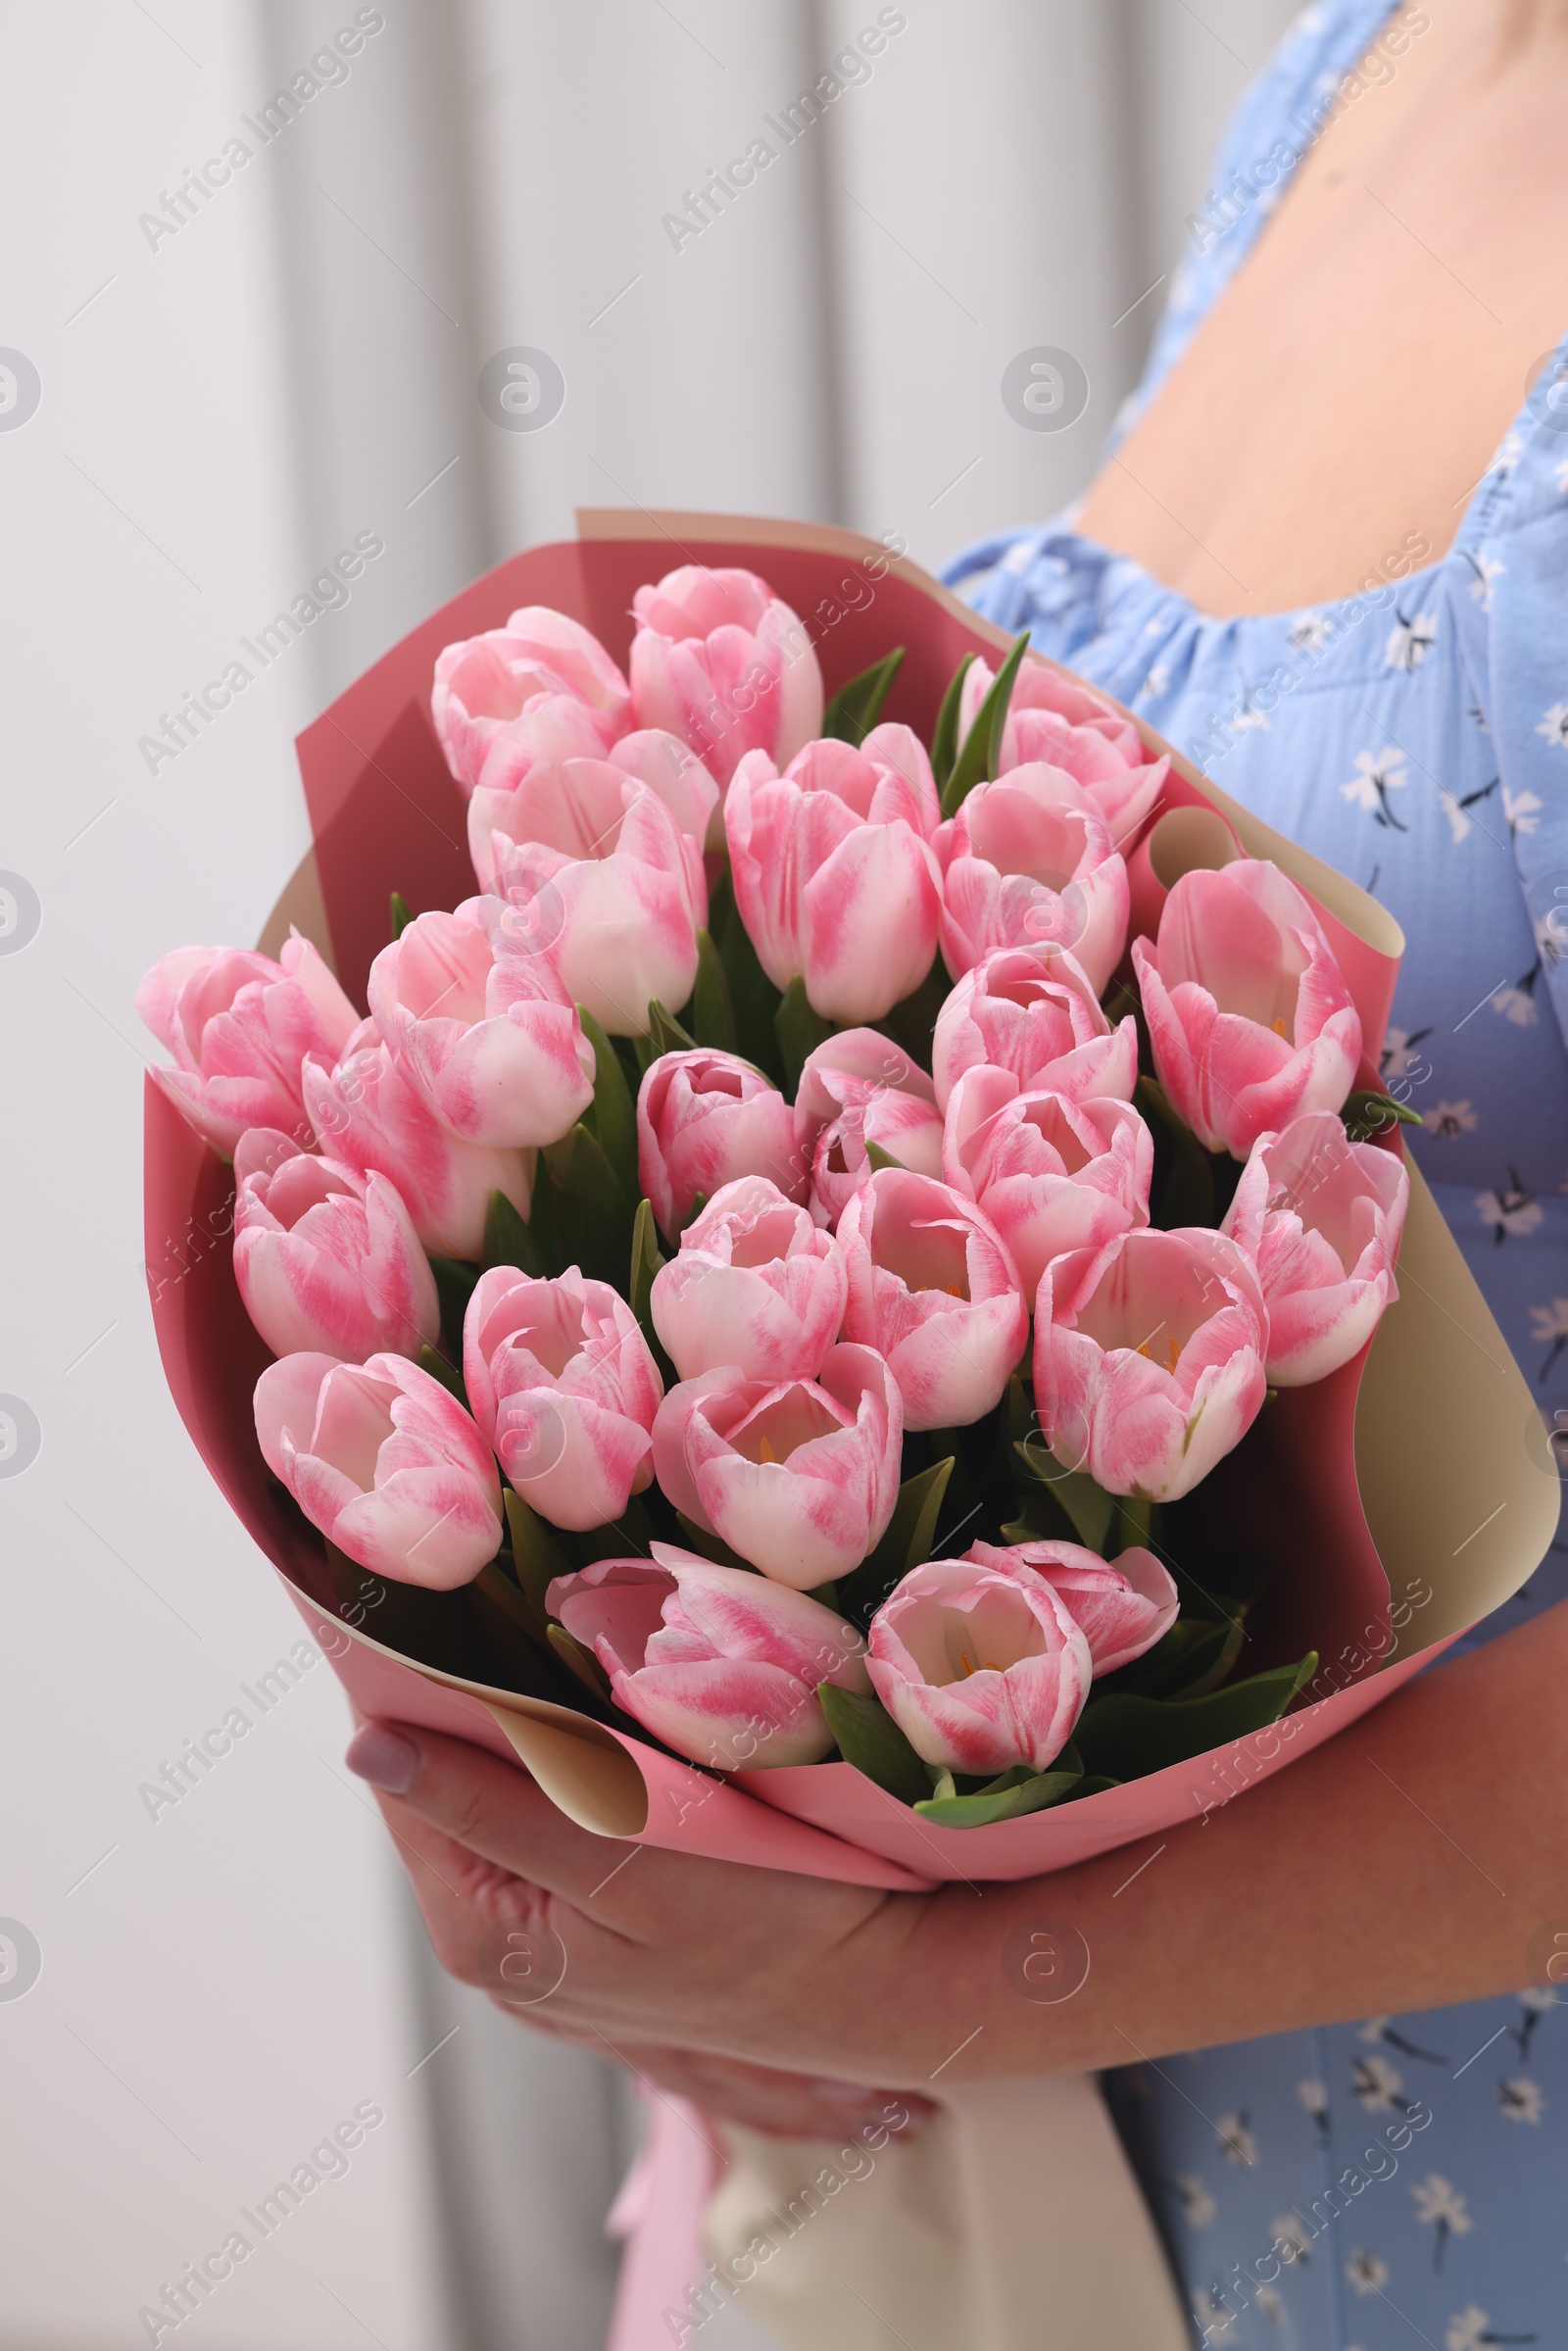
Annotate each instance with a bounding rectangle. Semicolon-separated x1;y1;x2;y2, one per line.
896;1595;1568;2085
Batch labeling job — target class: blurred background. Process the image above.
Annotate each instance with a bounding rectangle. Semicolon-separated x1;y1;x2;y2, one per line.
0;2;1297;2343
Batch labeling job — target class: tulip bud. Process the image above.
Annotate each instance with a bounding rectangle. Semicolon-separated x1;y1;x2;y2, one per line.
465;1265;663;1532
652;1345;903;1589
628;565;823;808
935;763;1130;994
793;1028;944;1228
233;1129;440;1364
1033;1225;1268;1501
837;1169;1029;1432
1131;858;1361;1157
725;739;944;1024
651;1176;848;1383
942;1066;1152;1298
368;897;595;1150
638;1049;806;1243
956;656;1169;848
931;945;1138;1116
865;1556;1092;1774
302;1022;532;1262
432;608;629;795
548;1545;870;1769
1222;1109;1408;1385
960;1539;1178;1676
137;932;361;1158
254;1351;503;1588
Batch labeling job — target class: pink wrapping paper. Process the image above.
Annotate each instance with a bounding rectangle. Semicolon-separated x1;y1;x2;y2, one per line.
144;514;1552;1903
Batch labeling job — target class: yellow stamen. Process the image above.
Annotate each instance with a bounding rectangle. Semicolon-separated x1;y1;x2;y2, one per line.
758;1435;776;1464
944;1282;963;1298
1271;1016;1289;1038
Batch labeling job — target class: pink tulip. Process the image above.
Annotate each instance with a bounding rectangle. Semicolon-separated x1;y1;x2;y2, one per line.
1131;858;1362;1158
638;1049;807;1242
650;1176;848;1384
302;1020;531;1261
628;565;823;805
865;1557;1091;1775
960;1539;1178;1676
942;1067;1152;1298
1033;1226;1268;1501
464;1265;663;1532
432;608;629;796
931;945;1139;1115
367;898;595;1150
837;1169;1029;1432
469;746;712;1038
794;1028;945;1227
725;738;944;1024
547;1545;870;1769
255;1350;503;1589
232;1129;439;1363
1222;1110;1408;1385
137;933;361;1158
956;657;1169;847
935;764;1130;995
651;1344;902;1589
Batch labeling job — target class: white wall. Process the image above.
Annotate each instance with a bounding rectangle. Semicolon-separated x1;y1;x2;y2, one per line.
0;3;1297;2345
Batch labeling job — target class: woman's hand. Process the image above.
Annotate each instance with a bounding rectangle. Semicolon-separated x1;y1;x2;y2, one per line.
345;1719;960;2092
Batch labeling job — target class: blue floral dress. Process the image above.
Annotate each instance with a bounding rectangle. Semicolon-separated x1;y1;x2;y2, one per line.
946;5;1568;2342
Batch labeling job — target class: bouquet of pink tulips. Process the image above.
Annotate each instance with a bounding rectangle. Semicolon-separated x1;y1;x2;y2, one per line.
141;533;1433;1844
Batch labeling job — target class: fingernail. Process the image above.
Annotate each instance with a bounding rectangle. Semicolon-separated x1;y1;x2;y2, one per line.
345;1723;420;1793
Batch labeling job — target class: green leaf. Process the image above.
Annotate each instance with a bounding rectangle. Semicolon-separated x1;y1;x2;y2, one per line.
1343;1086;1423;1142
818;1682;930;1805
690;928;738;1053
871;956;951;1072
548;1621;613;1704
863;1140;905;1174
706;864;785;1083
1013;1445;1117;1555
834;1457;955;1628
1104;1614;1246;1703
543;1122;635;1288
1135;1076;1217;1230
427;1252;481;1342
417;1342;467;1405
648;999;696;1058
774;975;833;1095
822;648;906;745
390;889;414;940
940;632;1029;818
1073;1652;1319;1780
577;1007;639;1199
483;1185;551;1279
929;653;976;793
915;1759;1084;1829
629;1198;667;1360
502;1487;571;1625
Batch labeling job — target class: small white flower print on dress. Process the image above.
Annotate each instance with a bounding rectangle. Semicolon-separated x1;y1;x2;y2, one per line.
1215;2111;1257;2166
1477;1174;1544;1243
1343;748;1409;828
1290;612;1334;655
1352;2052;1405;2110
1426;1101;1479;1139
1527;1299;1568;1384
1444;2308;1536;2351
1412;2174;1473;2270
1465;552;1505;611
1385;609;1439;670
1535;702;1568;750
1347;2248;1390;2296
1497;2074;1544;2123
1271;2213;1313;2265
1502;787;1543;838
1172;2171;1218;2226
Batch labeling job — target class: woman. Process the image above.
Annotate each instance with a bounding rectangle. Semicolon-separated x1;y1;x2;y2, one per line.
344;2;1568;2342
